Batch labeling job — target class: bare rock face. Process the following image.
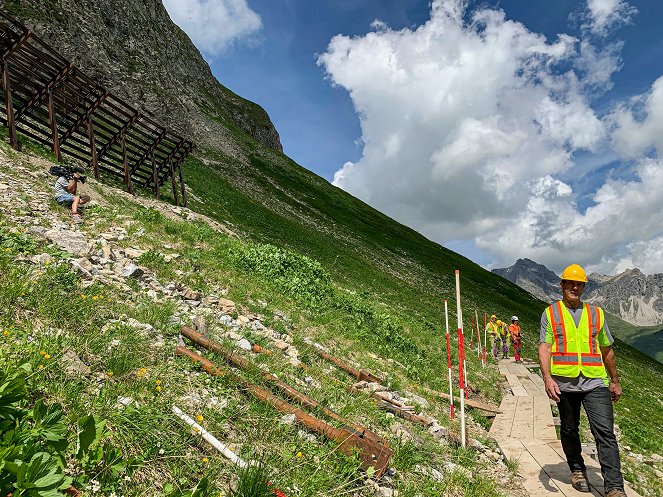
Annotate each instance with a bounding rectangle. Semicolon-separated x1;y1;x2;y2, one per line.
584;269;663;326
4;0;282;154
492;258;560;303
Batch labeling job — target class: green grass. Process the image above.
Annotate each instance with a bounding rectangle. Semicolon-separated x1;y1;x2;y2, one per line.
605;314;663;363
2;103;662;495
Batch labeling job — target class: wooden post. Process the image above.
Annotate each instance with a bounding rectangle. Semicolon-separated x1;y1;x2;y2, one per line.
177;159;187;207
47;90;60;160
2;63;17;149
169;159;179;206
151;151;159;200
87;118;99;180
120;134;132;194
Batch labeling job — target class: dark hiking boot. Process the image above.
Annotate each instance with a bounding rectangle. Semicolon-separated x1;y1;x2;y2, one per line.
571;471;590;492
605;489;627;497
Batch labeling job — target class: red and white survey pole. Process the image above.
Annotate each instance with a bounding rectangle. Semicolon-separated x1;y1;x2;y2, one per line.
444;299;454;420
483;312;488;366
454;270;466;447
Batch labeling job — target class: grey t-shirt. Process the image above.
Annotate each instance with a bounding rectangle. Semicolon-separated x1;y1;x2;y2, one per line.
539;303;613;392
54;176;69;198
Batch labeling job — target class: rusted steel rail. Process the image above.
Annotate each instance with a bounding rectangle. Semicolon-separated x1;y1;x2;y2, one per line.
175;345;393;478
309;344;383;383
180;326;386;446
0;11;192;206
310;345;433;427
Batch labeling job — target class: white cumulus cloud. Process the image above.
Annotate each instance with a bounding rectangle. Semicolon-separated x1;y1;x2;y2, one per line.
319;0;662;275
163;0;262;56
583;0;637;36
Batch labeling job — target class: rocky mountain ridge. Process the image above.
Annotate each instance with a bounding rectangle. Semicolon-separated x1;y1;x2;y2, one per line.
493;259;663;326
1;0;282;154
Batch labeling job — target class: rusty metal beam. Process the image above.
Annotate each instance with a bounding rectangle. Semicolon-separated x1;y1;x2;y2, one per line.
120;134;132;193
46;89;60;160
175;344;392;478
1;28;31;61
14;64;73;121
169;159;179;206
87;118;99;179
130;128;166;177
59;90;108;146
2;62;17;149
151;151;160;199
177;158;187;207
95;110;140;163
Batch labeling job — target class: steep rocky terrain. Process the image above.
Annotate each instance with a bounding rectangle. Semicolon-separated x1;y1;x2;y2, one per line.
585;269;663;326
492;258;560;303
1;0;282;154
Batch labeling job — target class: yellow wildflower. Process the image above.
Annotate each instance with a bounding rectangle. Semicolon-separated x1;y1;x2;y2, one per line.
296;451;303;459
196;414;204;422
38;365;44;370
44;354;51;360
156;380;161;385
202;457;209;463
156;385;162;392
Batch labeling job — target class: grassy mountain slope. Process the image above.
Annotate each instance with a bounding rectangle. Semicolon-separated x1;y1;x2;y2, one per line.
605;314;663;364
1;2;662;495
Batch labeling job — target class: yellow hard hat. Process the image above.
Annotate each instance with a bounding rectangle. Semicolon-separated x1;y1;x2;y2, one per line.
560;264;588;283
496;320;502;325
490;314;496;319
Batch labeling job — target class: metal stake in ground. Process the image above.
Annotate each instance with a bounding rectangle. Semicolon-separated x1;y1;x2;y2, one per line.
444;299;454;420
455;269;467;448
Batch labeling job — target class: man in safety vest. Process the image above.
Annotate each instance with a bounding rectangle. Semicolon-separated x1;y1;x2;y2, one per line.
496;319;509;359
485;315;499;359
509;316;522;363
538;264;625;497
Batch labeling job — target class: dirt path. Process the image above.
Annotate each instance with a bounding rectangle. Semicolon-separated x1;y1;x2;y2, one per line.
489;359;641;497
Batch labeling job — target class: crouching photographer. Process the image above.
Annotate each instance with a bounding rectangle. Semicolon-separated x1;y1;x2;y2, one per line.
51;165;91;223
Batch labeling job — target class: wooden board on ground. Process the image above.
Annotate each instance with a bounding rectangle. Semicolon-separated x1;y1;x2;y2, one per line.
489;395;518;439
522;439;603;496
510;396;534;439
533;395;558;440
498;438;564;497
506;373;530;396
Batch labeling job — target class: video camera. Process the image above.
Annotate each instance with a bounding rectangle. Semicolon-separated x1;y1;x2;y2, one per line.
49;164;87;184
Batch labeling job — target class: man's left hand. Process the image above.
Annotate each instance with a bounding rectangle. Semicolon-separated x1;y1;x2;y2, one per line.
609;381;622;403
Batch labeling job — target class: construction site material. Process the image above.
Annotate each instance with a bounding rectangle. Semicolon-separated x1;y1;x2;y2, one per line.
180;326;385;446
308;343;382;383
0;11;192;204
419;386;502;414
172;405;248;468
307;343;432;427
444;299;454;420
454;269;467;447
175;345;393;478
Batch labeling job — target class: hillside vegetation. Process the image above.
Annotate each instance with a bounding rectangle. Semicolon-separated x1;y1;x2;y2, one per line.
2;134;663;496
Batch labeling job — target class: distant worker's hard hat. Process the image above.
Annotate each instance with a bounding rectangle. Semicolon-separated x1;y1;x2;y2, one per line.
490;314;497;319
560;264;588;283
512;316;518;321
496;320;502;325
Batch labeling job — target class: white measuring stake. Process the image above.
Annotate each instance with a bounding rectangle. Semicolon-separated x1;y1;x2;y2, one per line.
172;405;248;468
444;299;454;419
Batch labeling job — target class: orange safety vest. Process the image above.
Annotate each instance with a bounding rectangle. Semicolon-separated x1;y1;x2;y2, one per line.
546;301;607;380
509;324;520;341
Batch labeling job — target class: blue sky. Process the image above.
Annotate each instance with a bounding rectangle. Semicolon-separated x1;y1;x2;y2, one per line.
164;1;663;275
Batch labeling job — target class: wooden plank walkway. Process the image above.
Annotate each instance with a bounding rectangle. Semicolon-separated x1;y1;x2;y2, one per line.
490;359;641;497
